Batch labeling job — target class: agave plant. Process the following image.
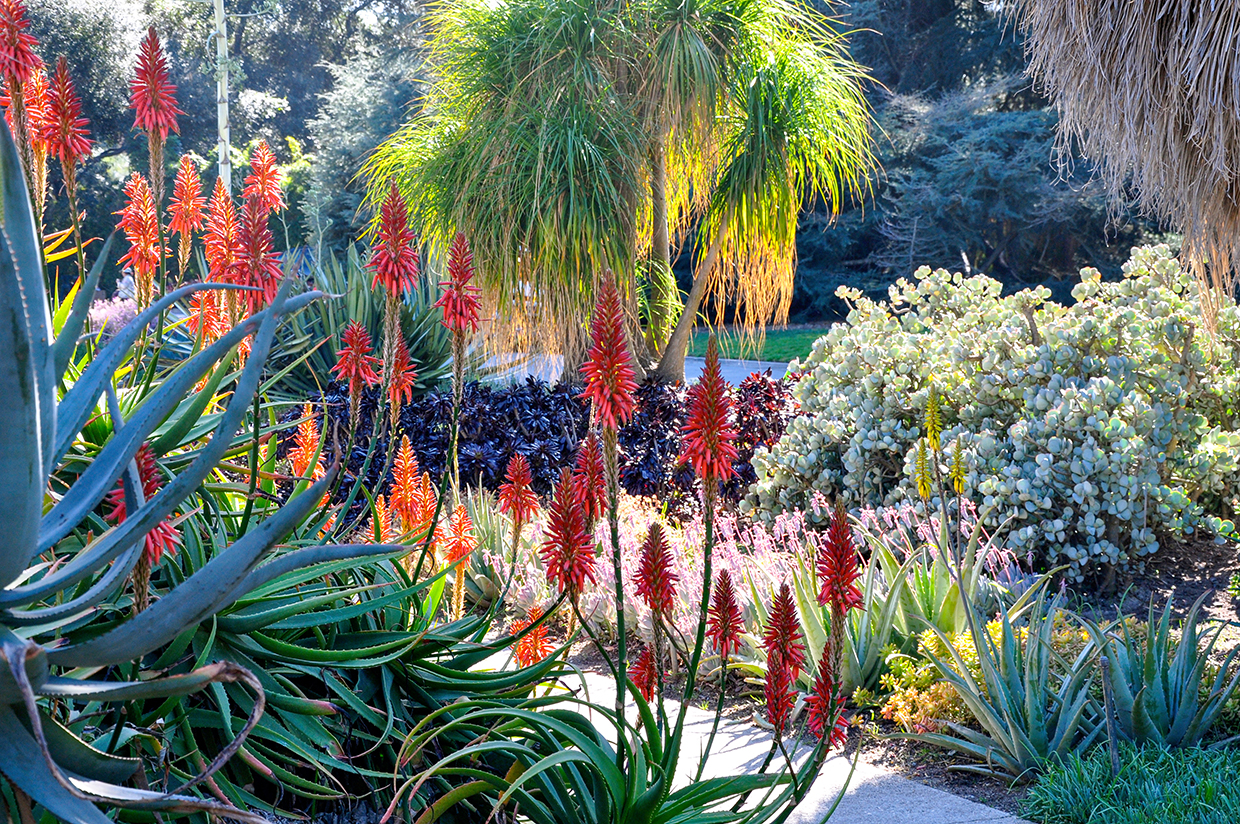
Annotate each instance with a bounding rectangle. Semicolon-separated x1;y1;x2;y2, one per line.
899;583;1103;779
0;119;404;821
1090;593;1240;749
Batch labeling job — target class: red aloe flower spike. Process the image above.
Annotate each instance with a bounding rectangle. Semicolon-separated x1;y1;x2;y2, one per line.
42;56;90;167
243;139;284;214
707;568;744;661
386;332;418;415
368;495;396;544
204;177;240;283
682;336;738;486
763;581;806;678
168;155;205;276
436;231;482;334
806;654;849;748
369;180;419;296
105;444;180;566
540;466;596;599
570;432;606;524
511;606;554;668
186;289;224;344
764;657;796;735
129;27;181;139
817;503;862;614
116;172;162;306
14;64;45;149
236;193;282;313
635;522;677;620
411;472;441;549
332;320;382;397
0;0;39;86
288;403;325;481
498;452;539;526
168;156;205;237
389;436;420;530
444;504;478;567
628;643;658;702
579;275;637;430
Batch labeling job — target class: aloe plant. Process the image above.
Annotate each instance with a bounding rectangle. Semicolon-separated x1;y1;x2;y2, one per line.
900;583;1104;779
1091;593;1240;749
0;119;405;822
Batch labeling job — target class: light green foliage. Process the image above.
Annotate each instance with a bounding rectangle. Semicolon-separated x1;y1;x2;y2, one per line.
748;245;1240;581
1022;745;1240;824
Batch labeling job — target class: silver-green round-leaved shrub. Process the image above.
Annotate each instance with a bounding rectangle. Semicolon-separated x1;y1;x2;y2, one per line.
744;245;1240;582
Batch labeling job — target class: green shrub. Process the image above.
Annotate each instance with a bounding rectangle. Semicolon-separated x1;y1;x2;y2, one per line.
747;245;1240;582
1022;745;1240;824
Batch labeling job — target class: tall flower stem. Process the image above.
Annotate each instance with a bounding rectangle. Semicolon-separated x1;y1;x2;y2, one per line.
603;425;627;744
450;328;464;501
695;652;730;782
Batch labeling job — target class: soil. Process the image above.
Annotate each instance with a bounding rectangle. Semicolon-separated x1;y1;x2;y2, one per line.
843;717;1030;817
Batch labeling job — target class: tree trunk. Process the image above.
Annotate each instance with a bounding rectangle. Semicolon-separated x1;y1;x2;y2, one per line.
647;136;672;356
653;226;726;382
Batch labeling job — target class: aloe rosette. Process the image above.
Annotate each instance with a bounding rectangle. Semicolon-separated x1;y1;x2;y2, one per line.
0;118;402;822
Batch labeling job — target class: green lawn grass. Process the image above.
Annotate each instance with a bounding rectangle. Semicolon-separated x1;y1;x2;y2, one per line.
688;327;827;363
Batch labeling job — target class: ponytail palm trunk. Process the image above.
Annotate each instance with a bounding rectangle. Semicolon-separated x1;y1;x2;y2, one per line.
364;0;873;374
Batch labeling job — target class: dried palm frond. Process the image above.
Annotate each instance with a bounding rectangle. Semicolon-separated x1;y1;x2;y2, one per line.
1008;0;1240;329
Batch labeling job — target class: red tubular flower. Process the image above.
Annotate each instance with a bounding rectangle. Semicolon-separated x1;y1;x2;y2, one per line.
763;581;806;678
368;495;396;544
635;522;677;620
369;180;418;296
817;503;862;614
579;276;637;430
242;139;284;214
105;444;180;565
0;1;40;86
541;466;596;598
168;156;205;237
444;504;478;566
332;320;381;397
288;403;325;481
681;337;738;485
42;56;90;166
570;432;606;524
389;436;420;529
628;643;658;702
707;569;744;661
511;606;554;668
385;332;418;415
436;232;481;334
116;172;162;303
129;27;181;139
203;177;240;282
236;193;282;313
8;64;45;147
498;452;539;526
764;659;796;735
186;290;225;343
806;655;849;748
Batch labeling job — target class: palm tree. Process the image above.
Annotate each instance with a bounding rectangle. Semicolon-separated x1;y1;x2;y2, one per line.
1006;0;1240;329
363;0;874;380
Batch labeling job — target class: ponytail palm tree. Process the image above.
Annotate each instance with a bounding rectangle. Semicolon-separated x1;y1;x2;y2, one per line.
363;0;874;380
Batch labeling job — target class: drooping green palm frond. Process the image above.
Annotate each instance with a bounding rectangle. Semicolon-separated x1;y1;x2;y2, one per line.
364;0;646;363
702;27;874;331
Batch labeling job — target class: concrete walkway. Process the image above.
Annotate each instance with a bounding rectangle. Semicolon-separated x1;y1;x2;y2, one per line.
483;353;789;385
564;669;1028;824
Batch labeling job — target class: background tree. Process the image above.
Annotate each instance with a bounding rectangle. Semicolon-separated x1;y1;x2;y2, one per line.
364;0;875;380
